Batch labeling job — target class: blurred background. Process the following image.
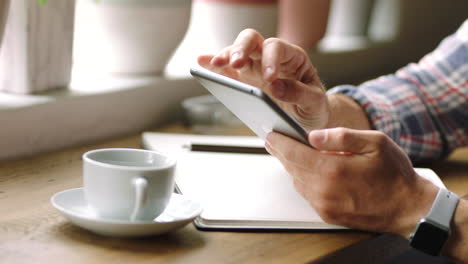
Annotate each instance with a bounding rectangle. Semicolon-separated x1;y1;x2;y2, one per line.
164;0;468;87
0;0;467;158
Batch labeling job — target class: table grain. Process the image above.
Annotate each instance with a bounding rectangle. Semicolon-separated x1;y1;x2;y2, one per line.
1;124;466;264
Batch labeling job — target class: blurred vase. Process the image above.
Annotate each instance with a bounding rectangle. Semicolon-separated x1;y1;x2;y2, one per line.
74;0;192;75
193;0;277;51
320;0;376;51
327;0;376;37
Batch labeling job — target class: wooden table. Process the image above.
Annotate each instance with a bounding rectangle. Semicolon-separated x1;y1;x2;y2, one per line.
1;124;467;264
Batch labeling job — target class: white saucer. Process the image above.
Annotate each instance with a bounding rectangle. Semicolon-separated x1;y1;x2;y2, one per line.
51;188;202;237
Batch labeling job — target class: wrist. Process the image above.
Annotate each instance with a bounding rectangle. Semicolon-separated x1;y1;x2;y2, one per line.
442;199;468;262
325;94;371;130
395;176;439;238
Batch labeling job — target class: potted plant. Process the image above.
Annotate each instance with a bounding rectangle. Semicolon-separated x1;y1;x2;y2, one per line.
0;0;76;94
73;0;193;75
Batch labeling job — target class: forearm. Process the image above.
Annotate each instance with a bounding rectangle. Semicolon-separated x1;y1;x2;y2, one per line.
325;21;468;163
326;93;468;263
327;77;450;164
443;199;468;263
392;179;468;263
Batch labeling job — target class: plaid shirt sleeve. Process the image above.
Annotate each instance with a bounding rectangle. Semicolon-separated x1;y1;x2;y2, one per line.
328;20;468;163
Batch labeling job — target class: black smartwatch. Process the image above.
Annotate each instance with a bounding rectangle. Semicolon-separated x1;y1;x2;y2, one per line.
409;188;460;256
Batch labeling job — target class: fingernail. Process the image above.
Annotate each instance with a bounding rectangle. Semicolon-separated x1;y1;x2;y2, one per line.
211;55;223;66
310;129;327;144
230;52;241;64
210;56;217;65
264;66;274;79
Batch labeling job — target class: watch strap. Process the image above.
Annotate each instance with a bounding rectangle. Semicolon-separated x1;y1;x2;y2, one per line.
426;188;460;229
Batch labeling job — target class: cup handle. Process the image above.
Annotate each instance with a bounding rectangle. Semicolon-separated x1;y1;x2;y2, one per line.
130;177;148;221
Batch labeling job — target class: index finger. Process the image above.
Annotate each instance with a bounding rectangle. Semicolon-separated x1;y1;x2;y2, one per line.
229;29;265;68
262;38;315;83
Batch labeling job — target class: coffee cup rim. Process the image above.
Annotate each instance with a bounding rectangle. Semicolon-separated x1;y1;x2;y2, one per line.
83;148;176;170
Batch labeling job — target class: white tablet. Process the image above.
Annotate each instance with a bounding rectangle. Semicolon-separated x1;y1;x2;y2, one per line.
190;67;309;145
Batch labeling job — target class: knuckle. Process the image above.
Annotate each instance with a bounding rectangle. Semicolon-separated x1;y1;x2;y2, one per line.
332;127;350;146
263;37;282;46
239;28;259;37
264;38;289;58
294;53;306;70
372;131;390;148
219;45;234;56
319;211;337;224
314;200;339;223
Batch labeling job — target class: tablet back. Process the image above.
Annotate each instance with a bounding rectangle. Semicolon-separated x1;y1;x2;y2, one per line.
190;67;308;145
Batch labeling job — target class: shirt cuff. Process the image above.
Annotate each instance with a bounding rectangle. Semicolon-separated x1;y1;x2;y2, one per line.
327;84;403;144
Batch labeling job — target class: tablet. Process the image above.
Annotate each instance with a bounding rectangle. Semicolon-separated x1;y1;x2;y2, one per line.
190;67;309;145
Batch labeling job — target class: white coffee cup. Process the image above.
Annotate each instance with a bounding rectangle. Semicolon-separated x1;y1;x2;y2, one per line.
83;148;176;221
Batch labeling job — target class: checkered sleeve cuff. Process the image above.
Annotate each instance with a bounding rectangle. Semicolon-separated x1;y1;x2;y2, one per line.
328;79;445;164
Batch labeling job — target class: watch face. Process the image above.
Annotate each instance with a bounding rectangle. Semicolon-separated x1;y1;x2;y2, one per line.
410;222;449;256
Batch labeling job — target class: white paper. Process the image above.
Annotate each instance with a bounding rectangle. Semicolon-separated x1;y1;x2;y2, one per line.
142;132;445;229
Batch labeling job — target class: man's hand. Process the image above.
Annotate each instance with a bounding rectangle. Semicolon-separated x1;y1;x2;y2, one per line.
197;29;330;131
265;127;439;237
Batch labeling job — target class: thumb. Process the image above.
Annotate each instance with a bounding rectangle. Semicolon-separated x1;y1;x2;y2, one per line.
308;127;387;154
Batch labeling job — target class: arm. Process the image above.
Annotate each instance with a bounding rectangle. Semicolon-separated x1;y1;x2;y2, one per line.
266;128;468;263
199;21;468;163
445;199;468;263
200;24;468;262
328;20;468;163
